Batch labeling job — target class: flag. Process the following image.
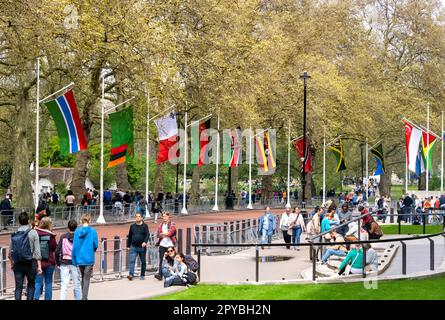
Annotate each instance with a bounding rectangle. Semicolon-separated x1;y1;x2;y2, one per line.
108;106;134;168
328;139;346;172
293;134;312;173
223;128;241;167
404;121;422;172
264;131;276;170
370;143;385;175
255;134;268;172
191;118;211;166
45;89;87;155
154;111;178;164
416;148;425;177
421;131;437;171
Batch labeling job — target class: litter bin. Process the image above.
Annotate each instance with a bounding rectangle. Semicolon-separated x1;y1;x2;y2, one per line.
225;194;234;210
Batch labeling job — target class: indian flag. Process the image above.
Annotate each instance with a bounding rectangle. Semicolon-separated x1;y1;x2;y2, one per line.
45;89;87;155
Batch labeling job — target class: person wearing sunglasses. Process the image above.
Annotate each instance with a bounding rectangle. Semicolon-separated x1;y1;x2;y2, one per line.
160;246;178;280
154;212;177;280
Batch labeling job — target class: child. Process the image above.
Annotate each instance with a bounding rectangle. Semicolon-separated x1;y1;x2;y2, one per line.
164;253;188;288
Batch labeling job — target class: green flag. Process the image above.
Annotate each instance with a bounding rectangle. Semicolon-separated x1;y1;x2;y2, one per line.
328;139;346;172
108;106;134;168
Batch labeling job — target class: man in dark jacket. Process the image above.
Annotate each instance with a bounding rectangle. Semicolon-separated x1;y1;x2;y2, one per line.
55;219;81;300
0;194;13;230
127;212;150;280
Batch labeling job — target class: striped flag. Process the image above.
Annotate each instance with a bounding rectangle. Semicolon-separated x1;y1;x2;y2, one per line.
108;106;134;168
421;131;437;171
45;89;87;155
255;131;276;173
228;128;241;167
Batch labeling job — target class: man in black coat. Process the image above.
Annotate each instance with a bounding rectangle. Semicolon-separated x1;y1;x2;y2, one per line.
0;194;13;230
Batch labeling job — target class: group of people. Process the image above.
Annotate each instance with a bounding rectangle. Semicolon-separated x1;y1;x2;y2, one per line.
9;212;98;300
398;193;445;224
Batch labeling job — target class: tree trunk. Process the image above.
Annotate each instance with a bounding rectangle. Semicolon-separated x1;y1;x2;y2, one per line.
231;166;239;198
116;163;131;191
153;162;164;196
11;89;33;209
71;151;89;203
303;171;314;204
379;169;392;197
418;172;426;191
261;175;273;205
190;166;200;206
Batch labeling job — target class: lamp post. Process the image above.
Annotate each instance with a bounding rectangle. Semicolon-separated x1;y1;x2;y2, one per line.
299;71;310;212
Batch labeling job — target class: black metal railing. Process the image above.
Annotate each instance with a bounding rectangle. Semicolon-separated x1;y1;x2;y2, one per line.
192;231;445;283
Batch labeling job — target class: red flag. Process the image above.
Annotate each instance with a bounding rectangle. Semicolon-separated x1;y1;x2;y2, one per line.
154;112;179;164
293;134;312;173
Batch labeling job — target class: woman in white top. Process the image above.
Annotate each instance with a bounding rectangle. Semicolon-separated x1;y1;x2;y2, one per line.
288;207;306;250
164;253;188;287
279;208;291;249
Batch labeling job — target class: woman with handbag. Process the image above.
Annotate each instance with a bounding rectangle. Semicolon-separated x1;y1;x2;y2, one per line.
288;207;306;250
337;244;363;275
279;208;292;249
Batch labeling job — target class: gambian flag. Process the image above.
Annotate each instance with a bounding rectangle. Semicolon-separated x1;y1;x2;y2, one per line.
45;89;87;155
328;139;346;172
108;106;134;168
191;118;211;166
154;111;178;164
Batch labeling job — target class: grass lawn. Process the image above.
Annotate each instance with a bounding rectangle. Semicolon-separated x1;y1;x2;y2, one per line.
381;224;443;235
153;275;445;300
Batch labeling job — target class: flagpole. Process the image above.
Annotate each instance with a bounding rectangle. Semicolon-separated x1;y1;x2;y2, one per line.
365;137;368;201
323;127;326;204
145;90;151;218
181;111;188;215
405;149;408;194
441;110;444;193
426;103;430;199
97;76;106;224
35;59;40;209
212;112;220;211
286;120;291;209
247;127;253;209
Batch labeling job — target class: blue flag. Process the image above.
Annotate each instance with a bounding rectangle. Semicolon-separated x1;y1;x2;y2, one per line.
374;156;384;175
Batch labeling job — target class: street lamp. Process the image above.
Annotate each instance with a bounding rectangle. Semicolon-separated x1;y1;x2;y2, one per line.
299;71;310;212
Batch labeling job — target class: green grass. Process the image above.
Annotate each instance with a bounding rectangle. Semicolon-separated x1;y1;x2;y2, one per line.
381;224;443;235
152;275;445;300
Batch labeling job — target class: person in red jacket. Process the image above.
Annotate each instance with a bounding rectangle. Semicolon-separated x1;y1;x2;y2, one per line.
34;217;57;300
154;212;176;280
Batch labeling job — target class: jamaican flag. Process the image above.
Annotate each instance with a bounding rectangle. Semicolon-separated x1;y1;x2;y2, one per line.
370;142;385;175
329;139;346;172
108;106;134;168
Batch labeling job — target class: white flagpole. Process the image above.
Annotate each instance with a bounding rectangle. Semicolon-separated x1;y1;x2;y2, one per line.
286;120;291;208
247;127;253;209
365;137;368;200
323;127;326;204
405;150;408;194
97;76;106;224
181;111;188;215
212;113;220;211
441;110;444;193
426;103;430;199
35;59;40;209
145;90;151;218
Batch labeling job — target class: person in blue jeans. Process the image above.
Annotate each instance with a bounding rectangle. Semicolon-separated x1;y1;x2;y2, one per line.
258;207;276;246
320;231;347;264
288;207;306;250
127;213;150;280
34;217;57;300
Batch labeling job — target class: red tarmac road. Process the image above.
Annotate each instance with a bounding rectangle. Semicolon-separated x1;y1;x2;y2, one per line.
0;208;284;247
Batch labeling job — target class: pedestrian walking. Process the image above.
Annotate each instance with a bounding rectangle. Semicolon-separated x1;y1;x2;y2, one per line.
34;217;57;300
279;208;291;249
288;207;305;250
258;207;276;247
127;212;150;280
9;211;42;300
72;214;98;300
55;219;81;300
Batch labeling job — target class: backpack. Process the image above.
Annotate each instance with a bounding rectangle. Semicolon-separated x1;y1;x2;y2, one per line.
184;271;198;285
11;229;33;263
184;254;199;272
61;237;73;260
39;234;51;260
306;220;315;235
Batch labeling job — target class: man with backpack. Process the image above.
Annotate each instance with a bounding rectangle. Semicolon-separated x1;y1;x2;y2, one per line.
9;211;42;300
55;219;81;300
